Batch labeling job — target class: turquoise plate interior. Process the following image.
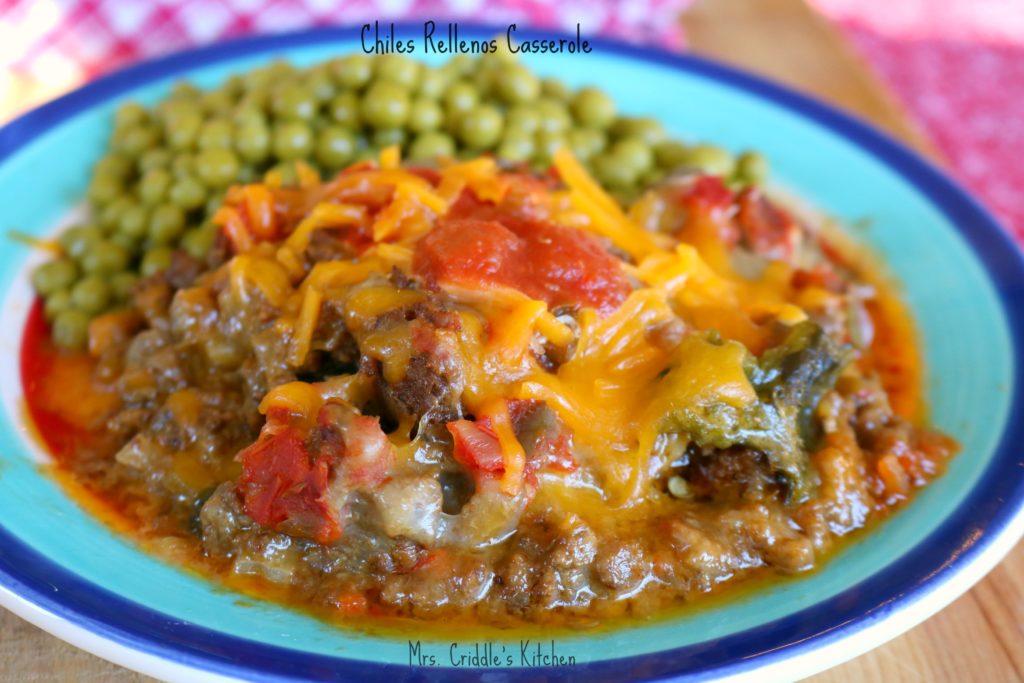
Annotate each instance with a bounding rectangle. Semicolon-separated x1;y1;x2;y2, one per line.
0;25;1021;683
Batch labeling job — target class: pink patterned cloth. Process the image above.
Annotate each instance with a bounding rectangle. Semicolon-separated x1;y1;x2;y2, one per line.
810;0;1024;240
2;0;1021;237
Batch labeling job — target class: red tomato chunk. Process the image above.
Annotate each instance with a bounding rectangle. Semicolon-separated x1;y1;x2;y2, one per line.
413;200;630;314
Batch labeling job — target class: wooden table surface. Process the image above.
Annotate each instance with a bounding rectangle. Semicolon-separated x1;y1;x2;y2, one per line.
2;0;1022;680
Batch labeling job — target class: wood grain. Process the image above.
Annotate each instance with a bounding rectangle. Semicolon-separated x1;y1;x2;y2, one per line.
2;0;1021;680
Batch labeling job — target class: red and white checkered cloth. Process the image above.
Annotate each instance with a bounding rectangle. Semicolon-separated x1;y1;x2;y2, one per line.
2;0;1022;239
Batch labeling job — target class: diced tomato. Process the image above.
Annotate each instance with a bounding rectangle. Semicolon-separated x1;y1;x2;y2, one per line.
413;197;630;314
535;430;578;474
791;264;845;293
446;419;506;478
736;187;798;261
237;428;341;544
676;176;740;249
685;176;735;213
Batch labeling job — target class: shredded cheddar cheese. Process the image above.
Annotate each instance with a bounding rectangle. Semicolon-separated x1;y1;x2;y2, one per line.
211;146;832;507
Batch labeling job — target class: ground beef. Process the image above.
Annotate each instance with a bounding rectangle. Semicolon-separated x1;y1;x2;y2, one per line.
366;298;465;425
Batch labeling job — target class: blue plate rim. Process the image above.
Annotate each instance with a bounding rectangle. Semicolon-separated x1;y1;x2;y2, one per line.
1;23;1023;683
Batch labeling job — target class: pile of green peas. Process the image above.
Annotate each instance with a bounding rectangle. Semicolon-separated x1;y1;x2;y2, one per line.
32;48;768;350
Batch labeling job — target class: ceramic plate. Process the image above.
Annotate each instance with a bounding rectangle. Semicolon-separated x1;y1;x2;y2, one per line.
0;24;1022;683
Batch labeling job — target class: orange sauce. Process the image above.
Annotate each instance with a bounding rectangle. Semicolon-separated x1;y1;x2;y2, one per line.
21;299;119;465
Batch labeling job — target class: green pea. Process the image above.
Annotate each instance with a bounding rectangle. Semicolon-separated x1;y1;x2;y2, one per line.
442;81;479;118
138;148;172;173
171;153;196;179
141;247;174;277
236;165;258;184
110;272;139;301
331;54;374;90
272;121;314;160
114;124;160;157
535;98;571;134
195;148;240;188
114;101;147;129
232;103;266;128
240;68;270;92
654;141;690;169
197;119;233;150
640;167;667;189
445;54;473;76
534;130;567;166
372;128;407;149
202;89;235;115
158;97;197;121
87;174;123;205
165;107;202;151
495;64;540;105
93;154;133;181
70;277;111;315
540;77;571;101
376;55;421;88
222;74;245;97
169;175;208;210
235;120;270;164
735;150;769;185
32;259;79;296
496;130;534;163
571;87;616;129
82;240;130;276
118;203;149;240
408;98;443;133
205;190;226;217
567;128;606;161
481;42;517;68
305;67;337;104
52;310;91;350
315;126;358;168
458;105;503;149
241;78;272;103
60;225;104;260
43;289;72;321
180;225;217;260
170;80;201;100
591;152;638;189
408;131;455;162
273;84;318;122
506;106;542;135
471;64;498;96
110;232;141;252
361;81;410;130
417;68;448;99
328;91;362;129
99;196;133;231
148;204;186;246
679;144;735;176
610;137;654;175
611;117;666;146
266;59;295;78
139;168;172;205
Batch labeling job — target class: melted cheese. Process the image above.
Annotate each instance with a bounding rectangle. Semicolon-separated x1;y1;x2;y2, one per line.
215;147;838;508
